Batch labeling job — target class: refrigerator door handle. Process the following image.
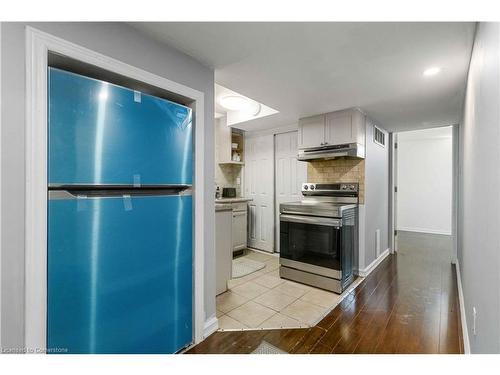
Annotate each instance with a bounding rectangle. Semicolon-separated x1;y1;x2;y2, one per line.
48;186;192;200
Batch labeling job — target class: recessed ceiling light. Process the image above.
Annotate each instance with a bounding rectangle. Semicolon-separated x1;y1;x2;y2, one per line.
423;67;441;77
219;95;251;111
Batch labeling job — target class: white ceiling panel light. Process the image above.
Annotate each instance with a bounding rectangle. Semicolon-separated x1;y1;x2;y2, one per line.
423;66;442;77
219;95;251;111
215;84;278;127
219;95;262;116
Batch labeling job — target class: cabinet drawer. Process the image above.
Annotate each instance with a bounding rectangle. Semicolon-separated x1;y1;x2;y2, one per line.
231;202;248;212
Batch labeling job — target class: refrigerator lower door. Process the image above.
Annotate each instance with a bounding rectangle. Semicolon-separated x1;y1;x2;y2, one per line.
47;194;192;354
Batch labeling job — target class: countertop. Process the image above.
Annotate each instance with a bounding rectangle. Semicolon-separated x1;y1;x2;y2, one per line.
215;197;253;203
215;203;233;212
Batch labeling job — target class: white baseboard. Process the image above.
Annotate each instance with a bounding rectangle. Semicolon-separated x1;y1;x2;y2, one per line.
203;315;219;339
397;227;452;236
453;258;471;354
356;248;390;277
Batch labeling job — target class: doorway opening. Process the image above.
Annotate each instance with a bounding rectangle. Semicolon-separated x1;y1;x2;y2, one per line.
393;126;454;262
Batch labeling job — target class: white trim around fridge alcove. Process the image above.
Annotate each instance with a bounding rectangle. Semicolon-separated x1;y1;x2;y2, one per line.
25;26;206;352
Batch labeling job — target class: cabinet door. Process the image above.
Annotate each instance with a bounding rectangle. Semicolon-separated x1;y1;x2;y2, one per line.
325;111;353;145
49;68;192;186
232;210;247;251
215;117;232;163
216;210;232;295
298;114;326;148
48;194;192;353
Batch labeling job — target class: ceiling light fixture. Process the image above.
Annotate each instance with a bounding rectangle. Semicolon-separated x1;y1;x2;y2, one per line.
219;95;251;111
423;67;441;77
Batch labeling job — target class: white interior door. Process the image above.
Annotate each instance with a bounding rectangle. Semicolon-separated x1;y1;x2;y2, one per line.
274;131;308;253
245;134;274;252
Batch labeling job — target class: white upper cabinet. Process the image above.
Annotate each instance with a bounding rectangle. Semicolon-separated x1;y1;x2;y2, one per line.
298;108;366;149
216;116;245;165
325;111;352;145
216;117;232;162
298;114;326;149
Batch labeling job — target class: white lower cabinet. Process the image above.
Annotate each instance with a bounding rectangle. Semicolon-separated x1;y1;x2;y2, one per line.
232;209;248;252
216;208;232;295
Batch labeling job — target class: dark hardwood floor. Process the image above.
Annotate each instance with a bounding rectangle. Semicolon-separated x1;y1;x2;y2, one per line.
187;231;463;354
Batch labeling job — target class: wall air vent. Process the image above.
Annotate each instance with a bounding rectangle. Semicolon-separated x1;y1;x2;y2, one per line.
374;126;386;147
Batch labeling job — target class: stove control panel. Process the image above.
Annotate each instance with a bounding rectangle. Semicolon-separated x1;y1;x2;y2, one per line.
302;183;359;195
341;184;357;191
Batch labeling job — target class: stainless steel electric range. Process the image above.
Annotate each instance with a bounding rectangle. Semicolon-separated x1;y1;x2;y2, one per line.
279;183;359;294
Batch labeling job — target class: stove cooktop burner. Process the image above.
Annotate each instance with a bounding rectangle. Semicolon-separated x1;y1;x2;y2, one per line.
280;200;358;218
280;182;359;218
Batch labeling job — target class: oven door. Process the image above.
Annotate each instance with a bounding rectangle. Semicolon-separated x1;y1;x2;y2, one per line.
279;214;342;279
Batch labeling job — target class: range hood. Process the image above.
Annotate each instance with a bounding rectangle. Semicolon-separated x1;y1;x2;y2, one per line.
298;143;365;161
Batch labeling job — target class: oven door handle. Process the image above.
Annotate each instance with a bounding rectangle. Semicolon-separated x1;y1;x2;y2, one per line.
280;214;342;228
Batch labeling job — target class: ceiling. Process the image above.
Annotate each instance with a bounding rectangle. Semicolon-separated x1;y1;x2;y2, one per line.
398;125;452;141
131;22;475;132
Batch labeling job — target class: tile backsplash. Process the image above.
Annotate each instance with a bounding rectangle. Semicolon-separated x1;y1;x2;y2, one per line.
215;164;242;197
307;158;365;203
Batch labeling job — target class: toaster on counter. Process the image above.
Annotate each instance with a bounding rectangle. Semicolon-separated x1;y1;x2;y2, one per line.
222;187;236;198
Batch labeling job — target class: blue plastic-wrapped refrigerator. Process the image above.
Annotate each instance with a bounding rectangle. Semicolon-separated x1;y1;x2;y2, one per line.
47;67;193;354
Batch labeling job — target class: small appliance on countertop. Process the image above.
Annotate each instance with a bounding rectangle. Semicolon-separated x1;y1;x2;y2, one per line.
279;182;359;294
222;187;237;198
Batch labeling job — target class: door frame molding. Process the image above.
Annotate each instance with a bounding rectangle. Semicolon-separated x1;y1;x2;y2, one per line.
25;27;206;351
451;124;459;264
389;132;398;253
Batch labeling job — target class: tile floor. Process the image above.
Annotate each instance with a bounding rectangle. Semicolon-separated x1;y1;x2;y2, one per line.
216;249;364;331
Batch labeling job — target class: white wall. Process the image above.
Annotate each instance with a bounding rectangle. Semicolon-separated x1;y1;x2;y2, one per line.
363;119;389;268
458;22;500;353
0;22;215;350
0;23;3;345
397;126;453;235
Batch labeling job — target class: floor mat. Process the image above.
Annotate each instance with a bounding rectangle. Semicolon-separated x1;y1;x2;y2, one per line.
251;341;287;354
232;258;266;278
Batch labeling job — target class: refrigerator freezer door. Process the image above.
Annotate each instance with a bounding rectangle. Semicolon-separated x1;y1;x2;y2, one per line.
48;68;192;186
47;194;192;354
